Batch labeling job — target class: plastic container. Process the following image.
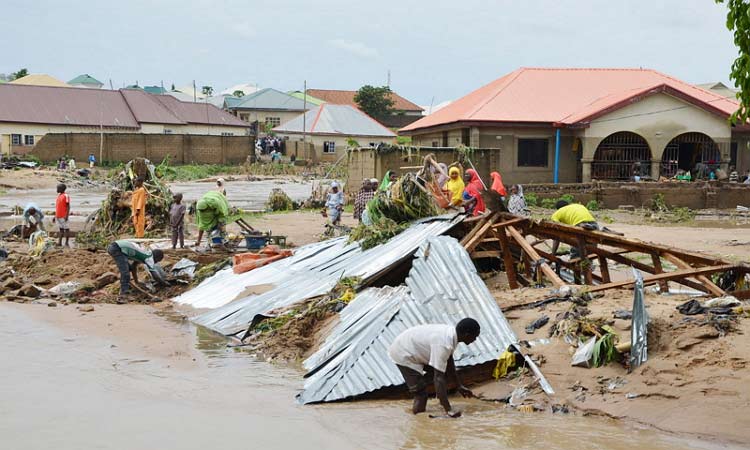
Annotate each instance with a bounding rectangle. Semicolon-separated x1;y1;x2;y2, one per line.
245;236;267;250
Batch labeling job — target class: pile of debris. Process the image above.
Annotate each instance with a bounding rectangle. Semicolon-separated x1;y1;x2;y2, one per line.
79;158;174;246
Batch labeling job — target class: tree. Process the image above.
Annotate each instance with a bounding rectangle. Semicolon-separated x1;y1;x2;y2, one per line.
354;85;395;122
201;85;214;96
717;0;750;123
233;90;245;98
171;83;176;91
10;68;28;80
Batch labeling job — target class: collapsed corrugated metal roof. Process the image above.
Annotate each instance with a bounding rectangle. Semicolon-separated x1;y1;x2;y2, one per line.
192;214;461;336
297;235;554;404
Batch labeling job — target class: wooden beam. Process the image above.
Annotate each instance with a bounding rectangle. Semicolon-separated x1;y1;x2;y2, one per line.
585;264;737;293
577;236;593;285
598;255;611;283
506;226;566;287
651;253;670;292
662;253;726;297
463;213;500;252
471;250;501;259
494;229;519;289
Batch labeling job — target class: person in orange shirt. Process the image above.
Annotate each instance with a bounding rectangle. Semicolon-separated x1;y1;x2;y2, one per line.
131;177;147;238
54;183;71;247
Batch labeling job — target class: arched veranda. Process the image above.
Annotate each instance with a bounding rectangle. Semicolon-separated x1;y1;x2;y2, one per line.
660;132;722;178
592;132;652;180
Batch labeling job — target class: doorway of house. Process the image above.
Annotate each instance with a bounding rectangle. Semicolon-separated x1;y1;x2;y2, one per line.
660;132;721;178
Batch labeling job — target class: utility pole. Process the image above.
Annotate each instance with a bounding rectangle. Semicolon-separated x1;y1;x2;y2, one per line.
387;69;391;87
302;80;307;160
193;80;197;102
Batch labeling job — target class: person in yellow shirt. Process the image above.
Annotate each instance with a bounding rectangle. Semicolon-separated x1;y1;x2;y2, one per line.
444;166;465;207
131;177;148;238
550;200;599;256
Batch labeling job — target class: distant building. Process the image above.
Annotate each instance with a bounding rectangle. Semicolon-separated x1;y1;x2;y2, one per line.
306;88;424;128
226;88;312;133
697;81;738;100
273;104;396;162
220;83;260;97
68;74;104;89
287;91;326;106
0;84;251;155
9;74;70;88
401;68;745;183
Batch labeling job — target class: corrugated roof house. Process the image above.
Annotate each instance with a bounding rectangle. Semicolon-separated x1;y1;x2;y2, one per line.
306;88;424;128
9;74;70;88
226;88;313;132
68;74;103;89
400;67;745;184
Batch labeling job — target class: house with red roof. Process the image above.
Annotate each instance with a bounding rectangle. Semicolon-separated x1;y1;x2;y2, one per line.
0;84;250;155
306;89;423;129
400;68;745;183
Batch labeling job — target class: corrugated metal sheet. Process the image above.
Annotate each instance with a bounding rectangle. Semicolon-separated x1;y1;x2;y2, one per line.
173;238;347;309
121;89;185;124
192;215;461;336
274;104;396;137
306;89;423;112
154;94;250;127
234;88;310;111
298;235;554;404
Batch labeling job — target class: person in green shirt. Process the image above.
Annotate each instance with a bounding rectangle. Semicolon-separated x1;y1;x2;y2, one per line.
550;200;599;256
107;239;168;300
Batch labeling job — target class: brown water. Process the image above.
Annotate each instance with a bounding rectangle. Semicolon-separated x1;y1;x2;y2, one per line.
0;303;740;450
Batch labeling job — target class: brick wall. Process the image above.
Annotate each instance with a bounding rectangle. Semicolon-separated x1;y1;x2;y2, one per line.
32;133;255;164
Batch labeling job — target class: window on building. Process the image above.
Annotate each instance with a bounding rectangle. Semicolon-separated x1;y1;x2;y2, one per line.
164;129;173;134
323;141;336;154
461;128;470;146
11;134;21;145
221;132;234;136
431;141;439;147
731;141;738;167
517;138;549;167
24;135;34;146
442;131;448;147
265;117;281;127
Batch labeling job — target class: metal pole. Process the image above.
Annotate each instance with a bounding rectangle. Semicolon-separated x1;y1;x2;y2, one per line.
302;80;307;159
554;128;561;184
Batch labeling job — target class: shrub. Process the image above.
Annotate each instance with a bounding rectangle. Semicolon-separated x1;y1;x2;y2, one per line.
586;200;601;211
540;198;557;209
524;193;538;207
559;194;575;204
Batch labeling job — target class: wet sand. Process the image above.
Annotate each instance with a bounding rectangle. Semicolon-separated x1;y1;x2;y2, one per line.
0;302;741;450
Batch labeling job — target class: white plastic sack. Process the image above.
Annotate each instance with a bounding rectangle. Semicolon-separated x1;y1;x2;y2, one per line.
48;281;82;296
571;336;596;367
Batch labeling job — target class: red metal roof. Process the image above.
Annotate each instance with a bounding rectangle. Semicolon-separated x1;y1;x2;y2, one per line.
400;68;740;133
0;84;139;128
306;89;424;112
0;84;249;129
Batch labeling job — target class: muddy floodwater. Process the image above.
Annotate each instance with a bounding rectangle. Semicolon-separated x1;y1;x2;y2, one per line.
0;178;314;229
0;303;739;450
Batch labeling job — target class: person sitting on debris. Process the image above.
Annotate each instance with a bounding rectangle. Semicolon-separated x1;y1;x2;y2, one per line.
323;181;344;225
445;166;465;207
21;203;46;238
195;190;230;247
462;169;486;216
131;177;148;238
170;193;186;249
106;239;168;301
490;171;507;199
353;179;376;223
388;318;480;417
507;184;529;217
54;184;71;247
89;153;96;168
216;178;227;196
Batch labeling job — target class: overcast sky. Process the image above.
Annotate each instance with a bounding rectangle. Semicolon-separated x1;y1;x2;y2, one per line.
2;0;739;107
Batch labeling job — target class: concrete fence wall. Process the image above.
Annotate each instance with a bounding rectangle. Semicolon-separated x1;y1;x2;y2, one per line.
523;181;750;210
31;133;255;165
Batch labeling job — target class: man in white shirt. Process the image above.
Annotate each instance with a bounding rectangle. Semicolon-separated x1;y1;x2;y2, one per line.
388;318;480;417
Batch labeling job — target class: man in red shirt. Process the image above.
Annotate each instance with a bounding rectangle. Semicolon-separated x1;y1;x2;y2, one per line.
54;183;71;247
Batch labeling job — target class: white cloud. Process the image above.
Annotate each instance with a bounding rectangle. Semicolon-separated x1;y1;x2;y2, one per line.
328;39;379;59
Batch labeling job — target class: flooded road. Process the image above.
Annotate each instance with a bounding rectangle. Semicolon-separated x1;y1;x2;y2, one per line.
0;178;314;230
0;302;739;450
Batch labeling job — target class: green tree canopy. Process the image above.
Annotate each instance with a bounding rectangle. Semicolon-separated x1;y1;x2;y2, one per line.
354;85;395;122
717;0;750;123
233;90;245;97
201;85;214;96
10;68;28;80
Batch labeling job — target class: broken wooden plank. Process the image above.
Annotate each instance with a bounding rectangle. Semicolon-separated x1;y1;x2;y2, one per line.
506;226;565;287
471;250;501;259
662;253;725;297
585;264;737;293
651;253;669;292
494;228;519;289
463;212;500;252
598;255;611;283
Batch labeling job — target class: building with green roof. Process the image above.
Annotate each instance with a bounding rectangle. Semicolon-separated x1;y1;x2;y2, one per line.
68;74;103;89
